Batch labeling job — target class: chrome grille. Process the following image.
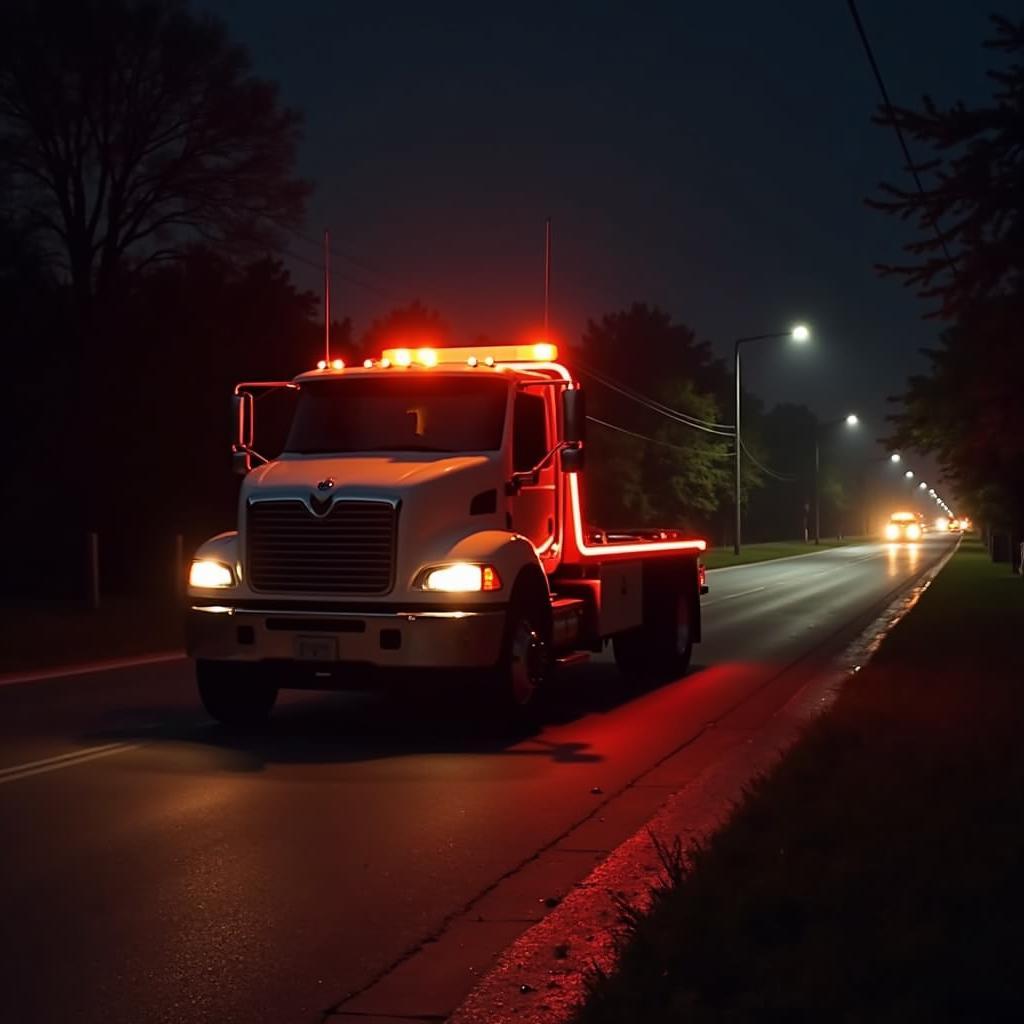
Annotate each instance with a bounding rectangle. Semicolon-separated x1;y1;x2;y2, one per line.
247;499;397;594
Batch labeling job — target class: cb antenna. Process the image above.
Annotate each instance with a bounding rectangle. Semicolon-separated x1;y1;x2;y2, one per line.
543;217;551;335
323;229;331;364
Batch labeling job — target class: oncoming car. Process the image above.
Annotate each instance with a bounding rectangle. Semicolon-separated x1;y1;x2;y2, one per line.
885;511;923;542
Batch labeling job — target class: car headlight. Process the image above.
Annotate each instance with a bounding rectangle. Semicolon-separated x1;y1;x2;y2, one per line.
189;559;235;588
885;524;900;540
906;524;922;540
418;563;502;592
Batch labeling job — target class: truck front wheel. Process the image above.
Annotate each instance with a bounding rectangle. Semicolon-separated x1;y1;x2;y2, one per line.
485;582;551;721
613;584;693;684
197;660;278;728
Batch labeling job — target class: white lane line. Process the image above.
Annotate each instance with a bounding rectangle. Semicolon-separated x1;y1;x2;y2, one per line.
0;651;186;688
0;742;141;785
702;585;766;607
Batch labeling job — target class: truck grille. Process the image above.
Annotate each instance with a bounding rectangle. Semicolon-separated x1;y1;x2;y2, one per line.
247;499;397;594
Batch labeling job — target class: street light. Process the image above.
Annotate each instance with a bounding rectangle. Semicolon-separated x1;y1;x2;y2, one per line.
814;412;859;545
890;452;902;463
905;470;914;479
733;323;811;554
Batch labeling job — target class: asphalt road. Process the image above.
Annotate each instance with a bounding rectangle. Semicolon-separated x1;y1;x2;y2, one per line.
0;536;954;1024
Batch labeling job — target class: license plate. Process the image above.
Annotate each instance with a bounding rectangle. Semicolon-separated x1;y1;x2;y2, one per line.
296;636;338;661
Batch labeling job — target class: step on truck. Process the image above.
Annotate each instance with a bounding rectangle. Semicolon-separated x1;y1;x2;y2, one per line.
186;343;709;725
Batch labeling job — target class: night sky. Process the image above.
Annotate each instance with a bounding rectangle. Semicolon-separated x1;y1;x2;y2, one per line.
200;0;996;458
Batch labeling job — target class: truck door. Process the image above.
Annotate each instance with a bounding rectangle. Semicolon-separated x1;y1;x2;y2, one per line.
510;388;557;550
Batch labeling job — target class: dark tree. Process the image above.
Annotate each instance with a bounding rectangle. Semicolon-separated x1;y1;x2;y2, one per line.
577;304;742;532
0;0;310;318
577;303;730;401
872;17;1024;548
888;294;1024;533
869;16;1024;318
359;301;449;358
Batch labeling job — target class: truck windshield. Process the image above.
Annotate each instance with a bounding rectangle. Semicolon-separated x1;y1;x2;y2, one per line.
284;376;509;454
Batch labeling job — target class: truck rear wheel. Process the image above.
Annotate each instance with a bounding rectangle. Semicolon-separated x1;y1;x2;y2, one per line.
613;582;693;684
485;581;551;722
197;660;278;728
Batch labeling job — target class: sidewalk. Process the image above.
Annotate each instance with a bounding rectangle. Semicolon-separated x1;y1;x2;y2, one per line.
575;539;1024;1021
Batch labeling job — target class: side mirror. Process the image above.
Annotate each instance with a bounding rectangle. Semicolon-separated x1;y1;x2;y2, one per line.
232;448;252;476
560;445;585;473
232;393;254;448
562;388;586;444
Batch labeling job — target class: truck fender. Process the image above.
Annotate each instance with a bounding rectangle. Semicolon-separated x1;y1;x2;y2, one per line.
189;531;240;580
415;530;547;601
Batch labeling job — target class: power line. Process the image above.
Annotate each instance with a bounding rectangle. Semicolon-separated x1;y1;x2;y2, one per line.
588;415;734;458
846;0;959;280
578;365;736;436
282;246;398;301
740;439;798;483
288;228;400;286
581;364;733;432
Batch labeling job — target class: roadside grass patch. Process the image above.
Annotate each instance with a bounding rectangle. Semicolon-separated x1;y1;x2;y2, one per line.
576;540;1024;1021
703;537;866;570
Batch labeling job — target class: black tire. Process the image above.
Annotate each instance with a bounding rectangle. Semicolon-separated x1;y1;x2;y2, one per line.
613;576;694;684
484;578;552;723
196;660;278;728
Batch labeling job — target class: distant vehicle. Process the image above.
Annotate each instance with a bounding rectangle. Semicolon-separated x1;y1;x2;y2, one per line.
885;511;923;542
186;343;709;726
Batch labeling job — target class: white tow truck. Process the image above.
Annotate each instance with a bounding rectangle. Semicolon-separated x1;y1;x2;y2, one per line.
187;343;708;725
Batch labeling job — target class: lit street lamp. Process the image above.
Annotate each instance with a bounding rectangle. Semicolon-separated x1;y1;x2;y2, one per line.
733;324;810;554
814;413;859;545
890;452;902;463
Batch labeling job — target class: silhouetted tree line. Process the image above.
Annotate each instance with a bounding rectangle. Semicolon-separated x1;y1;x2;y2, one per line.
0;0;852;601
873;15;1024;563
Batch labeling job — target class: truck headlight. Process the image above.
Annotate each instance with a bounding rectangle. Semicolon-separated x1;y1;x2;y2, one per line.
906;524;922;541
189;559;235;588
418;563;502;592
885;523;900;540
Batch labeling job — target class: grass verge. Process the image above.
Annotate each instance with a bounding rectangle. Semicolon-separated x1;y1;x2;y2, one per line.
702;536;866;570
0;596;184;675
576;539;1024;1022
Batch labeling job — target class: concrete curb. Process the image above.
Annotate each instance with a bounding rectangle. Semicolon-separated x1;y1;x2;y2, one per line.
447;540;958;1024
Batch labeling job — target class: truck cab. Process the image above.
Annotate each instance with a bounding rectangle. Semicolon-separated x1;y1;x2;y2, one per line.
187;343;707;725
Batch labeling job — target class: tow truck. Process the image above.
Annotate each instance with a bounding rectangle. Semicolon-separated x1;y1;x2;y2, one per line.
186;343;708;725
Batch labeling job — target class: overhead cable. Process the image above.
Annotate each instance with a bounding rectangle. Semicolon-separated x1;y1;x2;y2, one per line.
740;439;799;482
579;365;736;436
288;228;400;286
283;247;398;300
846;0;959;280
588;416;734;458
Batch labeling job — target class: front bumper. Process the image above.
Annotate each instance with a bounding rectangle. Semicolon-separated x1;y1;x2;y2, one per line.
186;602;506;671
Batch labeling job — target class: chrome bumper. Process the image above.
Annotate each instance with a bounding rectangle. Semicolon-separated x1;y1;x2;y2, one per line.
186;604;506;670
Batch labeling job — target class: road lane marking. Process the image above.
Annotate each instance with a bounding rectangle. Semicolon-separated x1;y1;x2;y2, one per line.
702;586;766;607
0;741;141;785
0;652;186;688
